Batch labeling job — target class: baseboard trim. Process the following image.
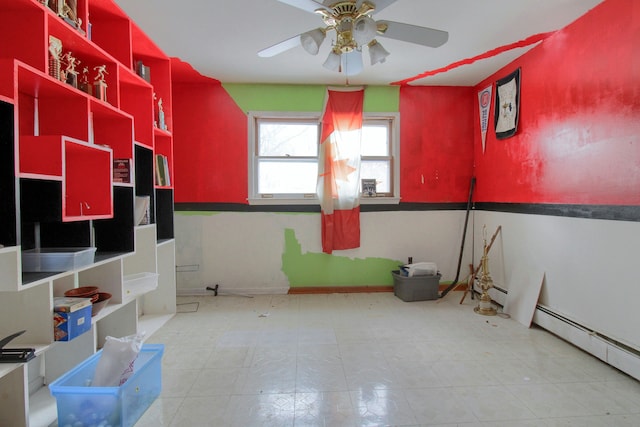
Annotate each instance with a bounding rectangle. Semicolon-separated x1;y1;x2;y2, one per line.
177;287;289;296
288;286;393;294
288;283;463;295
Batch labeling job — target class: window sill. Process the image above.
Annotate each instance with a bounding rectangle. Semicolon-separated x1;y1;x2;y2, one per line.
247;197;400;206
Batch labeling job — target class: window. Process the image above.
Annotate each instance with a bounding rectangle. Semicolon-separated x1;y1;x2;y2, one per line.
248;111;400;205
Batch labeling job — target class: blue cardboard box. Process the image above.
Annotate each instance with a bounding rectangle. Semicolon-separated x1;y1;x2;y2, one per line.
53;297;92;341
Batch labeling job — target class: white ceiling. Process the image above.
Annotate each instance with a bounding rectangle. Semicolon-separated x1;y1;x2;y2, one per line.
114;0;603;86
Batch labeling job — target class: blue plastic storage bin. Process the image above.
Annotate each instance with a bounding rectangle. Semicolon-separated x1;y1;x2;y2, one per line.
49;344;164;427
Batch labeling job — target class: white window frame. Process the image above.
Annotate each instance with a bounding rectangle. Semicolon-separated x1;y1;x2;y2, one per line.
248;111;400;206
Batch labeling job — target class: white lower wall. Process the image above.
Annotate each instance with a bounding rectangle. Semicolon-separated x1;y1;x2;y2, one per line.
473;210;640;353
174;207;640;356
174;210;471;295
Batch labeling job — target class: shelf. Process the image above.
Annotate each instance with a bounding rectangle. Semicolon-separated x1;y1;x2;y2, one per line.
120;70;154;147
63;138;113;220
87;0;133;68
0;285;54;345
0;246;21;291
0;99;17;248
0;363;28;427
139;313;175;338
0;2;176;425
29;385;57;427
18;135;64;177
154;126;171;137
0;2;46;72
13;61;91;142
156;188;175;240
93;186;136;253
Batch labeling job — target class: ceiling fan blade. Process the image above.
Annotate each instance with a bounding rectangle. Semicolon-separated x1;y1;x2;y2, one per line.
357;0;397;14
377;20;449;48
341;50;364;76
277;0;332;14
258;34;302;57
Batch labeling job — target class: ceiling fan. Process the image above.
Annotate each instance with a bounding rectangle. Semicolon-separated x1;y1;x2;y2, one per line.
258;0;449;76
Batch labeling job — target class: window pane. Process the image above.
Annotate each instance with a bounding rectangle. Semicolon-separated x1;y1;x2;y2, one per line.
258;122;318;156
258;160;318;194
361;124;389;156
360;160;390;193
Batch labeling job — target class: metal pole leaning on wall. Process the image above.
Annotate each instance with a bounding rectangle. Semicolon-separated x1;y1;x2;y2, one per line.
440;176;475;299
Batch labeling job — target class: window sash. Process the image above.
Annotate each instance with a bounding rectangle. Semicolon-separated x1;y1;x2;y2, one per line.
249;112;399;203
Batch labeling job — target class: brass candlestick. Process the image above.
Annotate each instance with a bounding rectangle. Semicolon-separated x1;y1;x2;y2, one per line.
474;226;497;316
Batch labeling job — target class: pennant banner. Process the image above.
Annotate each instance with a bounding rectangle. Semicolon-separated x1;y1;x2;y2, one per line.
478;85;492;153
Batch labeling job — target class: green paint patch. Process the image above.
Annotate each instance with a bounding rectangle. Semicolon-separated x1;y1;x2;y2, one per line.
221;84;400;114
363;86;400;112
222;84;326;113
282;228;402;287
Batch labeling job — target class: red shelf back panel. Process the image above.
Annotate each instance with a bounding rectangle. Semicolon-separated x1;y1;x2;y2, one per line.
14;62;90;141
148;60;172;134
87;9;133;68
38;94;90;141
17;92;35;138
0;60;17;100
19;135;64;178
1;2;47;73
91;104;134;160
130;22;167;60
64;138;113;220
119;77;153;147
154;132;173;189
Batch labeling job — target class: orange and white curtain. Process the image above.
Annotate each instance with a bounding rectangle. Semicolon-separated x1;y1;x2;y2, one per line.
317;87;364;254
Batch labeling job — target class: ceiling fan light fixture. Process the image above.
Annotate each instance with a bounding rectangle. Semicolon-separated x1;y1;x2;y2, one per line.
353;15;377;46
342;50;364;76
300;28;326;55
323;49;342;71
368;39;390;65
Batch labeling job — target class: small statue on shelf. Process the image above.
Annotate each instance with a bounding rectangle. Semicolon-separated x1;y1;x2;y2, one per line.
54;0;83;31
157;97;167;131
93;65;108;102
61;52;80;88
79;66;91;95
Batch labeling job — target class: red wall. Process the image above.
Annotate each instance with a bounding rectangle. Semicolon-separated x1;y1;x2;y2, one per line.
172;81;475;204
172;0;637;207
473;0;640;204
400;86;475;202
172;80;248;203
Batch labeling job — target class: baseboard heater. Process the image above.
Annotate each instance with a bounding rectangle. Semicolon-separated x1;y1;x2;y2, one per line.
487;285;640;381
533;305;640;381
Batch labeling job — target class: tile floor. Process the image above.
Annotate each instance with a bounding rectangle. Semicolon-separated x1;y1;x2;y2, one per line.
134;293;640;426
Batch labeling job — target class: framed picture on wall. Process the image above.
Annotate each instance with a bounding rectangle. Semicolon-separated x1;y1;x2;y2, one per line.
494;68;521;139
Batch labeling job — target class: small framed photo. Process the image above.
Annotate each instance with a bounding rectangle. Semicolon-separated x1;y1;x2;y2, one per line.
361;179;377;197
494;67;521;139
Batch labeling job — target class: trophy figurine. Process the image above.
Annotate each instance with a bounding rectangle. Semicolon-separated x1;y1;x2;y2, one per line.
57;0;83;31
93;65;108;102
158;97;167;131
474;226;497;316
78;66;91;95
48;36;63;81
62;52;80;88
